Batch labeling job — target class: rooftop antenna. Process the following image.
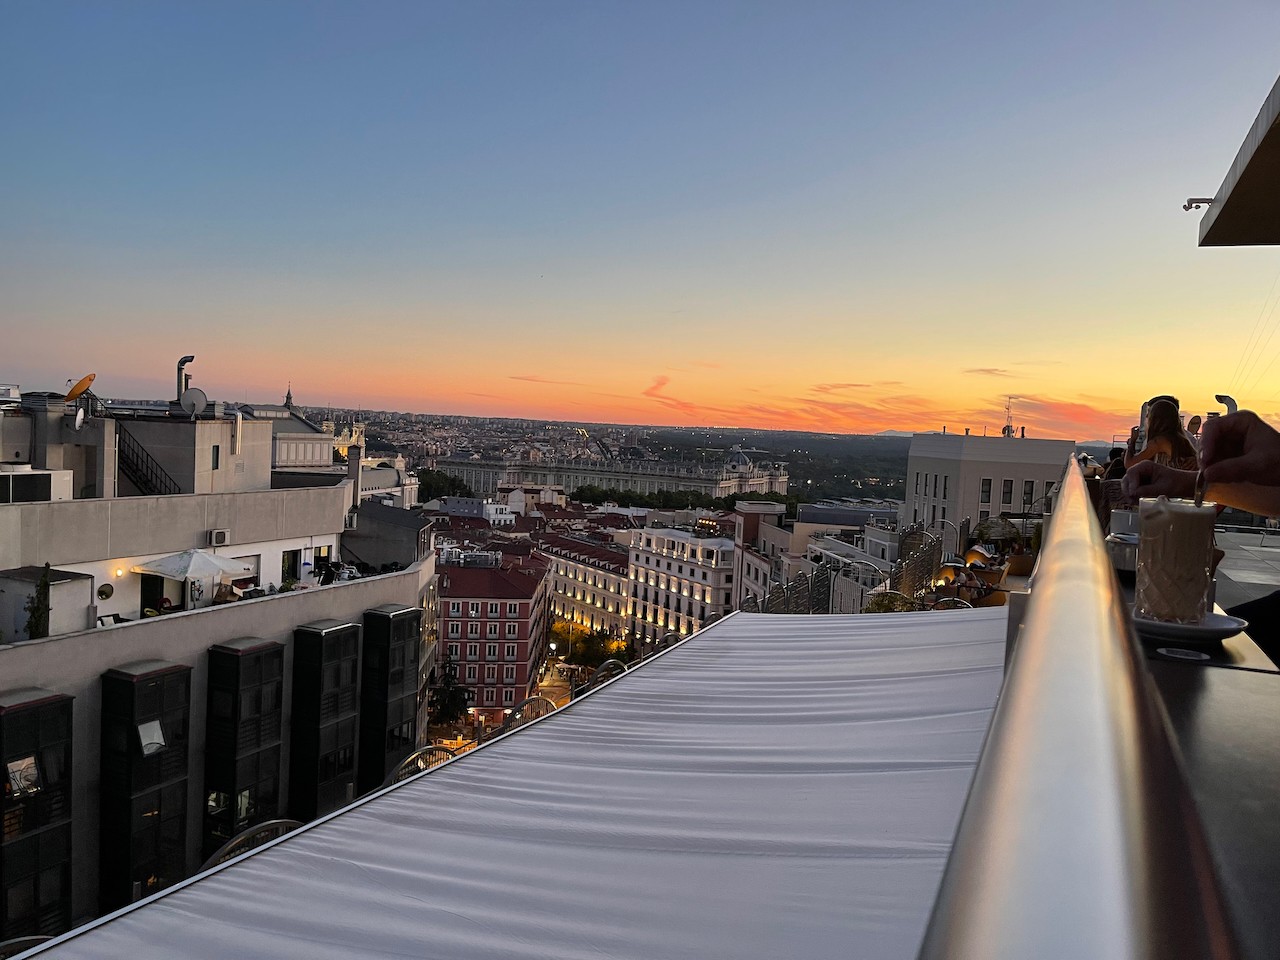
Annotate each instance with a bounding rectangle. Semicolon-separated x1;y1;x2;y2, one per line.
64;373;95;402
1001;396;1017;438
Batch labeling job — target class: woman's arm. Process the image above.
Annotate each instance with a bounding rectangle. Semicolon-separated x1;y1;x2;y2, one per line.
1124;435;1168;469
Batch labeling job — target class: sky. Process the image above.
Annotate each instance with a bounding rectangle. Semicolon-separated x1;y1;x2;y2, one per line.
4;1;1280;441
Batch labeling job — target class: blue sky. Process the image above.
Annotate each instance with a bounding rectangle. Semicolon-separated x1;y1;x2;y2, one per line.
4;2;1280;437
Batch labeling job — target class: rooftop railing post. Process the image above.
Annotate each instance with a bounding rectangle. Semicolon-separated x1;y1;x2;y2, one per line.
917;460;1239;960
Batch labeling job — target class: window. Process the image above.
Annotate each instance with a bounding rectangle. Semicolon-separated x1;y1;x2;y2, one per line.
466;643;478;659
980;479;992;504
488;602;499;617
503;665;515;682
137;720;166;756
281;549;301;583
1002;479;1014;504
447;642;459;660
1044;480;1053;500
486;623;498;638
467;622;479;637
211;444;221;470
6;755;41;797
914;472;920;494
486;643;497;659
447;622;460;638
506;622;518;638
980;510;990;520
502;688;515;704
930;504;937;526
466;665;477;682
505;643;517;659
449;601;461;616
932;474;938;497
485;665;496;682
484;688;496;704
942;476;949;499
507;602;519;616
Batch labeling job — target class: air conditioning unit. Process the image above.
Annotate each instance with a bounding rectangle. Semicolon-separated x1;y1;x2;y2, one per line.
207;528;231;547
344;512;358;531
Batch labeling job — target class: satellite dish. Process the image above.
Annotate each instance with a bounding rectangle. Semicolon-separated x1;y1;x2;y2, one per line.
73;408;86;431
64;373;95;402
180;387;208;418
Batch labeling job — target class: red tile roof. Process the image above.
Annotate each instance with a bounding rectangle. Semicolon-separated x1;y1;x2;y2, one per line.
533;534;630;574
438;565;546;600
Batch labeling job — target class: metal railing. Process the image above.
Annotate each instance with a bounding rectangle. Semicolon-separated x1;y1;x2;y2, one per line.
918;461;1238;960
116;422;182;496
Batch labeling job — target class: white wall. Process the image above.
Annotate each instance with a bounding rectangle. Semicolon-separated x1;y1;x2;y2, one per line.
65;533;342;623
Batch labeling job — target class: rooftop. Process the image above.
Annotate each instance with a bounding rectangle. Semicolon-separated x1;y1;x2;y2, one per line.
24;609;1007;960
438;564;546;600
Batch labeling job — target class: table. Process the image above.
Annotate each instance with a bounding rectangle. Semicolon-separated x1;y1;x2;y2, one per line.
1148;661;1280;960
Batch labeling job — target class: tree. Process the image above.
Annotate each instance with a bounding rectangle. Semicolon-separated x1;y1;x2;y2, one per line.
23;563;52;640
428;657;473;725
417;469;475;502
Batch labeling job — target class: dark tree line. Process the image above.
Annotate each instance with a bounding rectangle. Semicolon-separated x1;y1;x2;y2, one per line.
417;469;475;502
571;485;802;516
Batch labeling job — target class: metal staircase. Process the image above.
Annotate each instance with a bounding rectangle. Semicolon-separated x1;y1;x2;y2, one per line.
115;422;182;497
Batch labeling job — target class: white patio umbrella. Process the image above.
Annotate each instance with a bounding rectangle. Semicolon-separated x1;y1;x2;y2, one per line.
131;549;253;581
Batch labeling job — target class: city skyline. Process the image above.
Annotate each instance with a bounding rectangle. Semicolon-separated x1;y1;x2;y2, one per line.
6;2;1280;440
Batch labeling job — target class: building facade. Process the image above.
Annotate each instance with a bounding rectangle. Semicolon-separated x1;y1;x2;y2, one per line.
627;528;735;642
904;433;1076;546
438;450;788;499
437;566;549;723
533;535;630;637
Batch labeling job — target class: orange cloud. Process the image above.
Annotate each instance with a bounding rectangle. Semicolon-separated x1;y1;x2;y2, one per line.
965;368;1016;377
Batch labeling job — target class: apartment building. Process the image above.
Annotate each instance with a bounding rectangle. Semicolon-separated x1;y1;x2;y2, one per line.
0;373;440;939
730;501;866;609
533;534;630;636
437;565;549;723
627;528;734;642
904;432;1074;547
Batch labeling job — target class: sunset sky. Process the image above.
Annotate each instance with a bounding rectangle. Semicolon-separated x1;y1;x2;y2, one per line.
5;2;1280;441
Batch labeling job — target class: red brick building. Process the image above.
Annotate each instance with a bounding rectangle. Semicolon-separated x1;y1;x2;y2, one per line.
437;565;549;723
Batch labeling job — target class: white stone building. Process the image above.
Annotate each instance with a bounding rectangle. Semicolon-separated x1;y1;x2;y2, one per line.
627;527;735;642
904;432;1076;548
533;534;631;636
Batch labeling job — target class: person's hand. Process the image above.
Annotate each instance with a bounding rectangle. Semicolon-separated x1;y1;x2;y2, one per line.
1121;460;1195;502
1200;410;1280;485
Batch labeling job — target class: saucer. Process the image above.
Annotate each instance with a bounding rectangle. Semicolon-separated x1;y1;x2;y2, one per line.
1131;610;1247;645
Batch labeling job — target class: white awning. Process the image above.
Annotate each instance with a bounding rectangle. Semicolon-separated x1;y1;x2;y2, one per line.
32;609;1007;960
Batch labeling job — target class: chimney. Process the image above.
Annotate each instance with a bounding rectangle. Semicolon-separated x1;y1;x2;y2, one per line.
1020;426;1026;439
965;428;970;436
348;444;363;508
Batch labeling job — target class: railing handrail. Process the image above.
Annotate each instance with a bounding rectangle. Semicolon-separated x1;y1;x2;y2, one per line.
116;422;182;496
918;460;1239;960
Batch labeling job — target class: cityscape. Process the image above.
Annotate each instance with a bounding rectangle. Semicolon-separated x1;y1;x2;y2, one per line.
4;4;1280;960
